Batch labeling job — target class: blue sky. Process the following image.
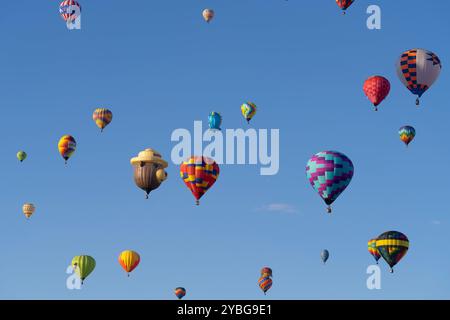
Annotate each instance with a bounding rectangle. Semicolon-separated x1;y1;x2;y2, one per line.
0;0;449;299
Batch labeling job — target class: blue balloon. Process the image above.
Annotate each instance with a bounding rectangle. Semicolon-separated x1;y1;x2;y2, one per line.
208;112;222;130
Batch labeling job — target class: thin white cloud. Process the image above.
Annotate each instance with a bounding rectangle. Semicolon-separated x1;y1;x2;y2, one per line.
257;203;298;214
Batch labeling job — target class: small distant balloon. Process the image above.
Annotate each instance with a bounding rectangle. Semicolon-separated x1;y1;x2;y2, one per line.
93;108;113;132
241;102;257;124
174;287;186;299
202;9;214;23
17;151;27;162
368;238;381;264
321;249;329;264
59;0;81;22
22;203;35;219
336;0;354;14
258;276;272;295
399;126;416;147
208;112;222;130
363;76;390;111
58;135;76;164
260;267;273;278
118;250;140;276
71;255;96;284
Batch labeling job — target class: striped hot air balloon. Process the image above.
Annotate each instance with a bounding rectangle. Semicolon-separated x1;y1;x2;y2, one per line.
118;250;140;277
93;108;113;132
306;151;354;213
376;231;409;273
180;156;220;205
59;0;81;22
174;287;186;299
399;126;416;147
368;238;381;264
58;135;76;164
22;203;35;220
258;276;272;295
241;102;257;124
72;255;96;284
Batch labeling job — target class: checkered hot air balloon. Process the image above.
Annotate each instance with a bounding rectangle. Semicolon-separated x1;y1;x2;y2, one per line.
59;0;81;22
180;156;219;205
376;231;409;273
336;0;354;14
306;151;354;213
258;276;272;295
174;287;186;299
398;126;416;147
396;48;442;106
368;239;381;264
363;76;391;111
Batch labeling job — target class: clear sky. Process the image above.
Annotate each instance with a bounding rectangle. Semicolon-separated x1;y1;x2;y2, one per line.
0;0;449;299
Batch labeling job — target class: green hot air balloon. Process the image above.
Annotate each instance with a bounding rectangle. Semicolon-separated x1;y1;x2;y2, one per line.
72;255;96;284
376;231;409;273
17;151;27;162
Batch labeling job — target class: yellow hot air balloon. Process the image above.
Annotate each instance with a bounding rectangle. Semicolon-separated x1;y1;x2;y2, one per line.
58;135;76;164
118;250;141;276
22;203;35;219
92;108;113;132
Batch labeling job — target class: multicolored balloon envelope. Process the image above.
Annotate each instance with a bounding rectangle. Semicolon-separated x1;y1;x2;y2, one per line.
399;126;416;147
363;76;391;111
118;250;140;276
336;0;354;13
174;287;186;299
93;108;113;132
306;151;354;213
260;267;273;278
258;276;272;295
58;135;77;164
72;255;96;284
368;238;381;264
202;9;214;23
180;156;220;205
59;0;81;22
22;203;35;219
376;231;409;273
321;249;329;264
396;48;442;105
208;112;222;130
241;102;257;124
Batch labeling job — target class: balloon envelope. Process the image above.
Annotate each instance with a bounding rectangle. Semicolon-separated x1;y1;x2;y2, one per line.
376;231;409;272
58;135;76;163
93;108;113;132
399;126;416;146
17;151;27;162
363;76;390;110
118;250;140;275
22;203;35;219
59;0;81;21
241;102;257;123
258;276;272;295
174;287;186;299
321;250;329;264
72;255;96;283
368;238;381;263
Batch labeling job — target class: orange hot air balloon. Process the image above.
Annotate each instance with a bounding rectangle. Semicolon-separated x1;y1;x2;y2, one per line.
118;250;140;276
58;135;76;164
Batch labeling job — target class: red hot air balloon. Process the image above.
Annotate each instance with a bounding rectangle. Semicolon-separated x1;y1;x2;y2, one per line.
363;76;391;111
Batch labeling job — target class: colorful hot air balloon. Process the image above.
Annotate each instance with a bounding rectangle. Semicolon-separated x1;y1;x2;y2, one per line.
118;250;140;276
396;48;442;105
22;203;35;220
93;108;113;132
208;112;222;130
399;126;416;147
363;76;391;111
174;287;186;299
376;231;409;273
72;255;96;284
241;102;257;124
306;151;354;213
321;249;329;264
17;151;27;162
336;0;354;14
58;135;76;164
59;0;81;22
258;276;272;295
202;9;214;23
180;156;220;205
130;149;168;199
368;238;381;264
260;267;273;278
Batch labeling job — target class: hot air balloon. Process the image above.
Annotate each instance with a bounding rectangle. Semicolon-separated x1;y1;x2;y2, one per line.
22;203;35;220
174;287;186;299
72;255;96;284
260;267;273;278
93;108;113;132
376;231;409;273
59;0;81;22
180;156;220;205
336;0;354;14
241;102;257;124
363;76;391;111
368;238;381;264
321;249;329;264
208;112;222;130
118;250;140;277
130;149;168;199
202;9;214;23
399;126;416;147
306;151;354;213
17;151;27;162
258;276;272;295
58;135;76;164
396;48;442;106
